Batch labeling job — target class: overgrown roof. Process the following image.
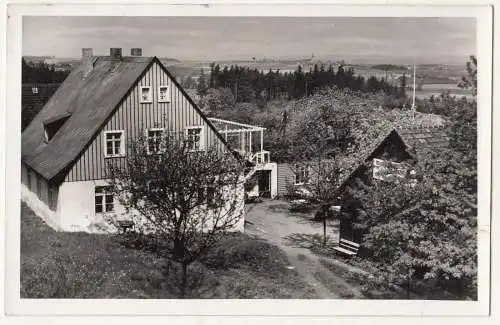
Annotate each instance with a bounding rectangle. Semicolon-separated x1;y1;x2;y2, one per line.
396;126;449;150
336;125;449;192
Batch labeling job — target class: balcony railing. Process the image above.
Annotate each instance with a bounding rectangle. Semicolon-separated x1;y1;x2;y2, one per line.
250;150;271;164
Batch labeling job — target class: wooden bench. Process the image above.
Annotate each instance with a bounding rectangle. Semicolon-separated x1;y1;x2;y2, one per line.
334;238;360;257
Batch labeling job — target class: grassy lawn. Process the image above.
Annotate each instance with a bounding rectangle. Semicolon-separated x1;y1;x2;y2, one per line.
20;203;318;299
318;258;407;299
319;258;474;300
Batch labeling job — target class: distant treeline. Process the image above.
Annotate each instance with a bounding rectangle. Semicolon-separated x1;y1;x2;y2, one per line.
371;64;408;71
197;62;406;102
22;58;70;84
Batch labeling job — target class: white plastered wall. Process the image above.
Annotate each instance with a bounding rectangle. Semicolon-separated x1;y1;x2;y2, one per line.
20;164;60;230
57;179;127;232
57;178;245;233
21;183;59;231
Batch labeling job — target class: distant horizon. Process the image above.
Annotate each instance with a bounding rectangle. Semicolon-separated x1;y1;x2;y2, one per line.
21;54;471;66
23;16;476;65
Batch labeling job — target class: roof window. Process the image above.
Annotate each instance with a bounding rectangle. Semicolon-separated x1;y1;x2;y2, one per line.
43;113;71;142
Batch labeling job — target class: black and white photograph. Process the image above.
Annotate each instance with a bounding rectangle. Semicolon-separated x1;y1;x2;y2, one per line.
2;1;495;320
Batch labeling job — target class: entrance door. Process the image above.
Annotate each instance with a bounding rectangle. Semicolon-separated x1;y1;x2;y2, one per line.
258;170;271;198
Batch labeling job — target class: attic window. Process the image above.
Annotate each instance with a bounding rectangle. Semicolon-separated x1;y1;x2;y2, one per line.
140;86;152;103
43;113;71;142
158;86;170;102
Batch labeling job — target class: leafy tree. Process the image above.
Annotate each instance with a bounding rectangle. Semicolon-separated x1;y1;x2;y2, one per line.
107;133;245;298
198;88;236;116
197;68;208;96
343;59;477;299
458;55;477;96
22;58;70;83
181;75;197;89
399;73;407;98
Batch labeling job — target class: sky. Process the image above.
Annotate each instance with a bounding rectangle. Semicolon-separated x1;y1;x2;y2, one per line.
23;16;476;64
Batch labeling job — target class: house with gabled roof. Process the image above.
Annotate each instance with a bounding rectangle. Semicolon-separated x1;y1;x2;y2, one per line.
334;125;449;256
21;47;245;232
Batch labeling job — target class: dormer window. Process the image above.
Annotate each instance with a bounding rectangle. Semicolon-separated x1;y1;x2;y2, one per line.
43;113;71;143
158;86;170;102
140;86;152;103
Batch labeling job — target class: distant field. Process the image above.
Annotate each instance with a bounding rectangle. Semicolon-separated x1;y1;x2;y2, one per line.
414;83;473;99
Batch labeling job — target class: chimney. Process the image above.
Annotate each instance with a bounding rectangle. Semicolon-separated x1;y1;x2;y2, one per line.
130;48;142;56
82;48;94;78
110;48;122;60
82;48;93;60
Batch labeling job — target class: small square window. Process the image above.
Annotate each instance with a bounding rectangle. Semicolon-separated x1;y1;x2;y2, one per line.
95;186;114;213
104;131;125;158
158;86;170;103
140;86;152;103
32;87;39;94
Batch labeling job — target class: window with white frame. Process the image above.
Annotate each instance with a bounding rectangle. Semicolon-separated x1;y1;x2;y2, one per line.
104;130;125;157
295;164;310;185
373;158;407;181
140;86;152;103
185;126;204;151
32;87;39;94
146;128;165;154
158;86;170;102
95;186;114;213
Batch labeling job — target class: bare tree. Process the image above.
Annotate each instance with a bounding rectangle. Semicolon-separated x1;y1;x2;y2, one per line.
107;131;245;298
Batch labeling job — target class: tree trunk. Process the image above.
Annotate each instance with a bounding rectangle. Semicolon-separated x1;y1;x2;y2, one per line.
180;263;188;299
323;215;327;246
406;269;411;299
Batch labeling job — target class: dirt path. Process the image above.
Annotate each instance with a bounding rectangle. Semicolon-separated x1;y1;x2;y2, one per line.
245;200;365;299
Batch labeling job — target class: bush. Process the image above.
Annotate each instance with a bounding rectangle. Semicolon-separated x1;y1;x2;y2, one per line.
202;233;288;272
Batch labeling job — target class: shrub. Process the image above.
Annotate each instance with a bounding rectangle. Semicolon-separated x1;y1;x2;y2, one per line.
202;233;287;272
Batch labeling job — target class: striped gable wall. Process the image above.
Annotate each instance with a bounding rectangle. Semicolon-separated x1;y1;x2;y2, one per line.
65;61;225;182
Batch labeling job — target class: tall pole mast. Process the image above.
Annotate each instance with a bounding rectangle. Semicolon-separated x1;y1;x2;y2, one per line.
412;59;416;112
